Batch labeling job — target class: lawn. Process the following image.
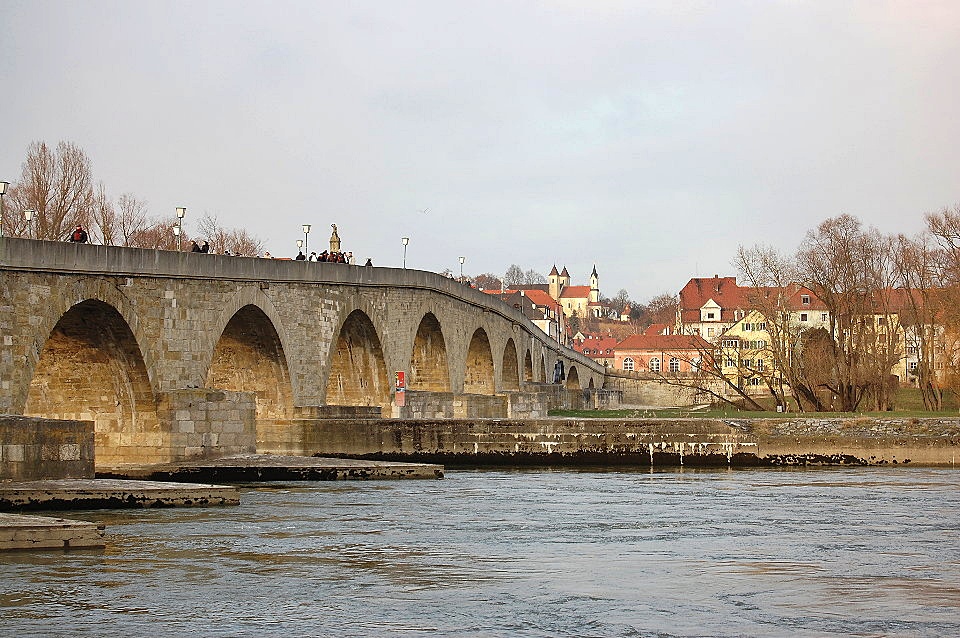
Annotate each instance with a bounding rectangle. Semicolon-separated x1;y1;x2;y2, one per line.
550;388;960;419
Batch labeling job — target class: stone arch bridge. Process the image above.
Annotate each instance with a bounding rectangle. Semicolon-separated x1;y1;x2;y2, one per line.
0;238;605;467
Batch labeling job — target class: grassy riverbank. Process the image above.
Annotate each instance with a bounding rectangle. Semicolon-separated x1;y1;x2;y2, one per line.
552;388;960;420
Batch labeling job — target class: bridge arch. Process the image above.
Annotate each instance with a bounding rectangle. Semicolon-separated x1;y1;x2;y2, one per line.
324;309;391;413
24;298;160;467
566;365;581;390
523;349;534;383
501;338;520;391
409;312;451;392
206;304;293;419
463;328;495;395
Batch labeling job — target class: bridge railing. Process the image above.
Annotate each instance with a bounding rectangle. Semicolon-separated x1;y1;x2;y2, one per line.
0;237;604;375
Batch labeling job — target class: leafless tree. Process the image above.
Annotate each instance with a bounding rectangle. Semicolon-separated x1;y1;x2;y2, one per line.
644;292;678;327
797;215;902;411
503;264;525;288
196;212;263;255
891;232;946;410
652;341;766;410
926;206;960;402
472;273;503;291
6;141;95;240
523;269;546;285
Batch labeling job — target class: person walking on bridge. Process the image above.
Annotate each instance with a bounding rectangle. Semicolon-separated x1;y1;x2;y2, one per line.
67;225;88;243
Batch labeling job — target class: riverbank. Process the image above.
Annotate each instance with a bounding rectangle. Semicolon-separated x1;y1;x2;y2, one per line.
266;416;960;467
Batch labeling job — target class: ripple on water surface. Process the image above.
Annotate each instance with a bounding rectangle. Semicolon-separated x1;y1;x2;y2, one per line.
1;467;958;637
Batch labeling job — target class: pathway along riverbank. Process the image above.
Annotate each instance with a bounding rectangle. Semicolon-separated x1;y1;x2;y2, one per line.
268;416;960;468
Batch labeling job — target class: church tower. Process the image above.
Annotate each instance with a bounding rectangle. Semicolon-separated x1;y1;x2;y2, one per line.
548;265;561;300
589;265;600;303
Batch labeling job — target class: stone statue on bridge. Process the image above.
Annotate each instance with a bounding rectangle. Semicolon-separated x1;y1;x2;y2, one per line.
330;224;340;253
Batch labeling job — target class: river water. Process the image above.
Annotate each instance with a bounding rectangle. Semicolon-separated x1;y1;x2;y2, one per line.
2;468;959;637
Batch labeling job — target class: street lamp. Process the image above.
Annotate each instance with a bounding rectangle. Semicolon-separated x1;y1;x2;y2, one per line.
302;224;311;254
296;239;303;254
459;256;465;282
175;207;186;251
0;181;8;237
401;237;409;268
24;209;35;239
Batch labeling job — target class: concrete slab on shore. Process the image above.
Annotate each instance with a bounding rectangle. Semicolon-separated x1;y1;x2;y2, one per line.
100;454;445;482
0;512;105;550
0;478;240;512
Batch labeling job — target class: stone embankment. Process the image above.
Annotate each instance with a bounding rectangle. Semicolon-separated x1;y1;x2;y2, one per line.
289;417;960;467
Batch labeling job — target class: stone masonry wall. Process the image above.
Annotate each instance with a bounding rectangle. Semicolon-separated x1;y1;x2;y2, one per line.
0;416;94;480
155;389;257;463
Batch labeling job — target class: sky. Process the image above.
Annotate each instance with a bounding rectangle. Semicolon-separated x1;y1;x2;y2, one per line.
3;1;959;303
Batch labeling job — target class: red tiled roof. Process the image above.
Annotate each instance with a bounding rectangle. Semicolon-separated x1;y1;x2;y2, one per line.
616;334;711;351
679;277;835;322
559;285;591;299
521;288;561;309
643;323;672;335
678;276;749;323
572;336;619;358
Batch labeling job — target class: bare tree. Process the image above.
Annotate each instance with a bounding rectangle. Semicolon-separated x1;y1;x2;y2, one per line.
503;264;524;288
196;212;263;255
797;215;903;411
523;269;546;285
472;273;503;291
89;182;115;245
652;340;766;410
645;293;678;327
7;141;94;240
926;206;960;402
611;289;631;315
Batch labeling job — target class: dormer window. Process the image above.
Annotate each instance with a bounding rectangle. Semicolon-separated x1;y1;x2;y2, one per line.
707;312;715;319
801;295;810;305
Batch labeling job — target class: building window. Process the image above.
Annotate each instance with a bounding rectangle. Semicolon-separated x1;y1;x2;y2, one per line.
623;357;634;372
757;322;766;331
669;357;680;373
801;295;810;305
821;313;828;322
749;377;762;386
743;322;753;331
649;357;661;372
908;361;918;371
706;312;715;320
800;313;808;322
722;339;738;348
725;358;735;368
743;359;753;369
756;359;765;371
707;327;715;337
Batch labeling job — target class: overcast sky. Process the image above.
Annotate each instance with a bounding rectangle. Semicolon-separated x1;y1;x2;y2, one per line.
3;1;958;302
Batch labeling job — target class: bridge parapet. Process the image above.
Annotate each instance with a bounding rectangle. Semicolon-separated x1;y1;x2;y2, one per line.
1;238;606;467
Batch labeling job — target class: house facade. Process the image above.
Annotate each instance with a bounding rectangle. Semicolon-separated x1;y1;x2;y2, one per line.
614;334;712;374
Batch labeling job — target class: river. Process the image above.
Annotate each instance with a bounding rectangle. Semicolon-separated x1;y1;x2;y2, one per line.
2;468;959;637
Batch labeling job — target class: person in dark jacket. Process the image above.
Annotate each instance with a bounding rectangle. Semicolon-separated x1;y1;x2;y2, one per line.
68;225;88;243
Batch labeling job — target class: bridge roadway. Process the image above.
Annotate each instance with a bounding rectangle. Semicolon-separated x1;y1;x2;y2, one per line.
0;237;604;468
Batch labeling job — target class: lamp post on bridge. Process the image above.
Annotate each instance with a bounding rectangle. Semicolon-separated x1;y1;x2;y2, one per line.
401;237;409;269
175;207;186;251
459;256;465;283
297;239;303;256
302;224;311;255
24;209;35;239
0;181;8;237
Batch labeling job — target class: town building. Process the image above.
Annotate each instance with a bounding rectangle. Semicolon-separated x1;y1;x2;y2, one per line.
613;334;712;374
